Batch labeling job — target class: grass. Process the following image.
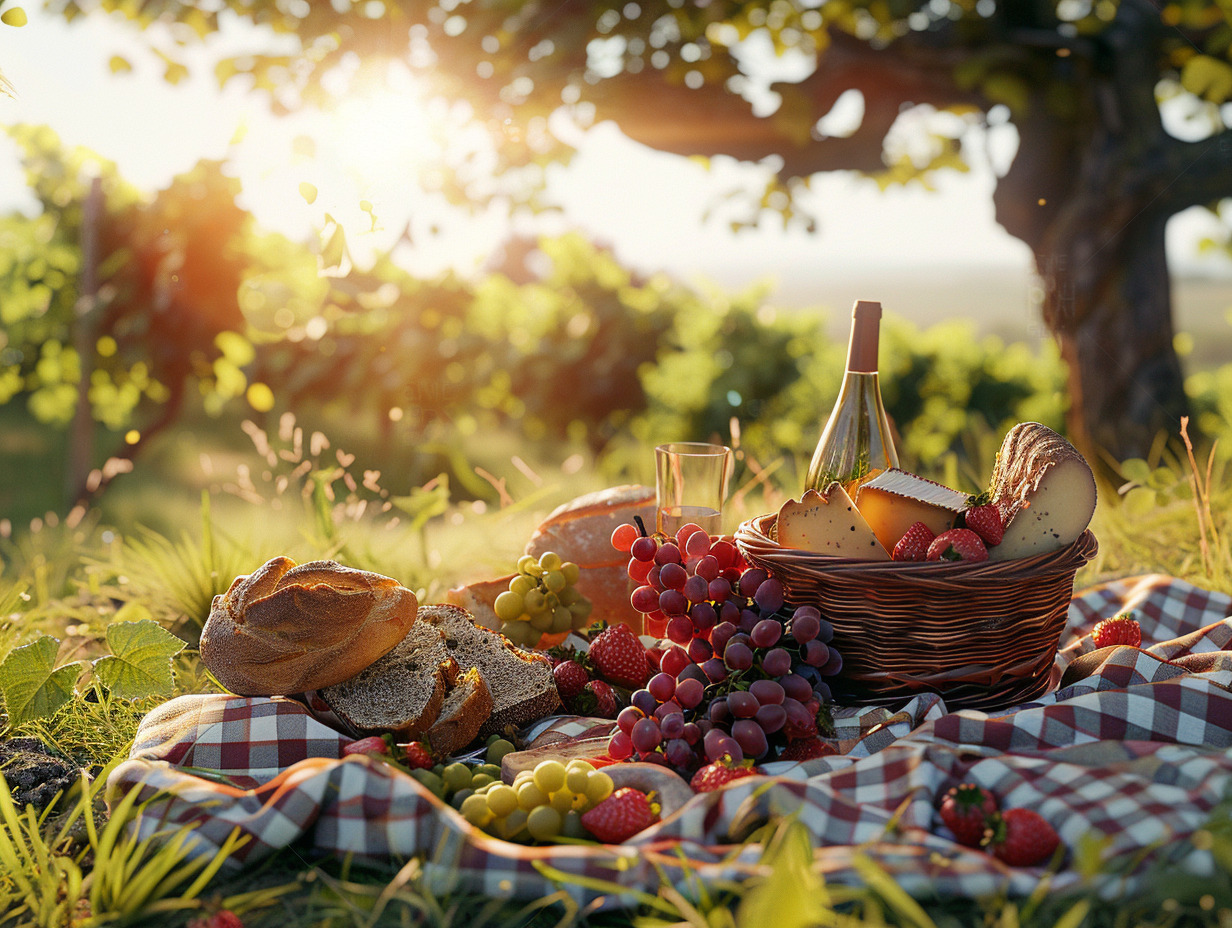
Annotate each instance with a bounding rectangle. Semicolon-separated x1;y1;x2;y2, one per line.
1;413;1231;928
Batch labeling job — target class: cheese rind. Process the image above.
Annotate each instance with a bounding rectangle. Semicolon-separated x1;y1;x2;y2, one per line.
776;485;890;560
987;422;1096;561
853;469;967;554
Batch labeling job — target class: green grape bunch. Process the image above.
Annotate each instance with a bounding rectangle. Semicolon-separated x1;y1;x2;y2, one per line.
494;551;592;647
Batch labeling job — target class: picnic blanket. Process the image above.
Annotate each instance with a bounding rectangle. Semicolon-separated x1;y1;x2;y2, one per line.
107;573;1232;907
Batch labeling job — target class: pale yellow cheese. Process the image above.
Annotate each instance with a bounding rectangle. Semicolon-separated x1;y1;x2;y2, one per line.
987;422;1096;561
775;484;890;560
853;469;967;553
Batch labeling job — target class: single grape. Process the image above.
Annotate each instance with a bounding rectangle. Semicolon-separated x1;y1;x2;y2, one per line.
585;770;614;805
559;586;580;606
793;605;822;622
701;657;728;683
719;600;741;625
487;784;518;818
631;536;658;562
524;589;546;613
562;561;581;585
681;722;702;745
750;619;783;649
804;640;830;668
694;549;719;579
695;719;714;737
762;647;792;677
754;703;787;734
716;735;745;764
543;570;567;593
631;718;663;754
707;697;730;725
719;567;743;585
631;585;659;614
659;589;689;617
684;530;712;559
630;689;657;715
612;522;639;553
820;647;843;676
724;641;754;671
660;645;690;677
648;672;676;702
510;575;536;596
753;578;785;613
683;575;709;603
617;705;644;735
629;557;653;585
494;590;526;623
675;522;706;548
664;738;693;770
686;636;713;664
783;699;814;732
749;679;785;705
538;552;563;572
659;562;688;591
666;615;693;644
816;617;835;644
708;578;731;603
703;726;728;762
813;680;833;702
727;690;760;718
711;540;737;570
654;542;683;566
660;712;685;739
532;760;567;794
517;554;539;575
731;720;769;758
653;699;682;721
791;612;821;644
738;609;760;633
689;601;717;633
639;750;668;767
677;662;707;684
647;565;664;591
780;674;812;703
675;676;704;709
738;568;769;599
527;805;563;841
711;622;738;655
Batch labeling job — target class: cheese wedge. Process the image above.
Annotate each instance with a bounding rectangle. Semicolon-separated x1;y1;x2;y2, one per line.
986;422;1096;561
776;484;890;559
854;469;968;554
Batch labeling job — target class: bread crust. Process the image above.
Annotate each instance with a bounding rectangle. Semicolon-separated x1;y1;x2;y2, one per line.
200;557;419;696
524;484;655;567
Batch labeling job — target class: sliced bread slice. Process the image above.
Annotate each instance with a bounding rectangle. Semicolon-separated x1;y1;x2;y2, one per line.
419;604;561;739
319;621;456;739
426;666;494;755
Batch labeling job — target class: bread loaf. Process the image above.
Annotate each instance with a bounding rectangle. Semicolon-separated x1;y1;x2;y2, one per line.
199;557;419;696
426;666;494;755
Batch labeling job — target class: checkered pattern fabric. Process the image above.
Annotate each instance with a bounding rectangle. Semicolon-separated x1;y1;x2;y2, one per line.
108;574;1232;907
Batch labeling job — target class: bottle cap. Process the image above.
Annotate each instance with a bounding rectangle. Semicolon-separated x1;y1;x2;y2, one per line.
847;300;882;373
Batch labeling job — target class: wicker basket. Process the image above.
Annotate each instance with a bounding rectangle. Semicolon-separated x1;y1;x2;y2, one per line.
735;513;1098;711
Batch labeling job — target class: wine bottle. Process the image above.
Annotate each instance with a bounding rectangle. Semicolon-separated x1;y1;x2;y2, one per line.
805;299;899;493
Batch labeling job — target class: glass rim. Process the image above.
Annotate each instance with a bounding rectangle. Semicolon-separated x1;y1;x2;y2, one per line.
655;442;731;457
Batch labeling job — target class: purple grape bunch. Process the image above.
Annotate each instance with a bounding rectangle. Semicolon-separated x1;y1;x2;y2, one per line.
606;520;844;774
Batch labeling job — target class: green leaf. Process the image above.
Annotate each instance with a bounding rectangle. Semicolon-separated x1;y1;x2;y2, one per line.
1120;458;1152;485
1182;54;1232;103
392;475;451;534
0;636;82;726
92;621;186;700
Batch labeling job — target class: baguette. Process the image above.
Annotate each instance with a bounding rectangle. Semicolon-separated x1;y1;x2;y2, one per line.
200;557;419;696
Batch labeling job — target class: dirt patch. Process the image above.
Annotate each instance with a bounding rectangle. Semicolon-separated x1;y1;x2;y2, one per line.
0;737;84;810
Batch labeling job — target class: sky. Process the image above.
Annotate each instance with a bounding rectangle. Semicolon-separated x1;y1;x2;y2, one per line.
1;4;1229;329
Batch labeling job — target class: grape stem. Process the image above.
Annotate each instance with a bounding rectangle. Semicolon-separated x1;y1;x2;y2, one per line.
634;515;649;538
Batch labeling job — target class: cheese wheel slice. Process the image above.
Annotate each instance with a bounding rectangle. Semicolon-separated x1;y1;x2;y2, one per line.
854;469;968;554
776;484;890;559
987;422;1096;561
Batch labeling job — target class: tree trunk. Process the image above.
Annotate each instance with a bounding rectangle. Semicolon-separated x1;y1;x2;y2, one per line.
994;0;1191;465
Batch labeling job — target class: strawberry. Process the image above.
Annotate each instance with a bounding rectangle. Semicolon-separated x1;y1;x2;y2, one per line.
1091;613;1142;649
689;756;761;792
553;660;590;702
986;808;1061;867
926;528;989;563
783;706;818;740
587;623;649;689
579;787;659;843
188;912;244;928
963;503;1004;546
573;679;618;717
403;741;435;770
779;737;833;762
342;736;389;757
892;521;936;561
938;783;998;848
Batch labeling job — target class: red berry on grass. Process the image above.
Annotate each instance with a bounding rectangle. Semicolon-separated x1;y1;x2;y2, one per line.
937;783;998;848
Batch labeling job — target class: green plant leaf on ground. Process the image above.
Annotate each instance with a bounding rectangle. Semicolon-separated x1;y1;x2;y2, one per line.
0;636;82;727
92;620;186;699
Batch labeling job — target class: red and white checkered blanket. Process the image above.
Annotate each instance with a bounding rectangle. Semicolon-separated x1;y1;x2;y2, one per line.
108;574;1232;906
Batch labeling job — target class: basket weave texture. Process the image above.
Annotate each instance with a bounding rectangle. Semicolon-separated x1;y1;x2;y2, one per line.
735;514;1099;711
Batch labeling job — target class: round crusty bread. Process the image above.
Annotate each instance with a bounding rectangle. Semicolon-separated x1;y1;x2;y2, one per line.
524;485;656;567
199;557;419;696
